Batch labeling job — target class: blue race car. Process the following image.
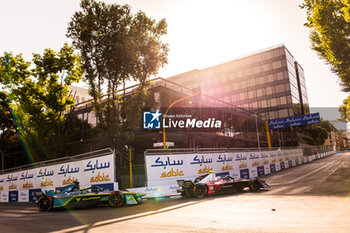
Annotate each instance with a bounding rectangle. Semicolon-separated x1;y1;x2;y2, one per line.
35;181;145;211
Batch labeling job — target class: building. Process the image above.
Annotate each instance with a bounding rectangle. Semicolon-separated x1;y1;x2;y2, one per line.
68;85;91;104
68;85;97;126
165;44;309;120
64;45;312;150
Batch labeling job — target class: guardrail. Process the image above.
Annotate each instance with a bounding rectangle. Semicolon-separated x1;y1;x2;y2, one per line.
0;148;113;174
144;146;333;156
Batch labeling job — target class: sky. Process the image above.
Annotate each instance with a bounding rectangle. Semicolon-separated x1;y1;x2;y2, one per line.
0;0;348;112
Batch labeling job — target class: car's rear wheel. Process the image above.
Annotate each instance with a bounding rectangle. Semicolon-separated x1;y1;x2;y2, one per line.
108;191;124;207
37;196;53;211
193;184;207;198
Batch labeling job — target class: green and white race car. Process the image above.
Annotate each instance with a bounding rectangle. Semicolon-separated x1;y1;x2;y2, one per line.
35;181;145;211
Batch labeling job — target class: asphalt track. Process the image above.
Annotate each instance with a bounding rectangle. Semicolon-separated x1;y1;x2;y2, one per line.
1;153;350;233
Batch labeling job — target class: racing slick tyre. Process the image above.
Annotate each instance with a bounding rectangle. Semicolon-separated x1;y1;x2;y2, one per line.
37;196;53;211
192;184;207;198
248;179;261;192
108;191;124;207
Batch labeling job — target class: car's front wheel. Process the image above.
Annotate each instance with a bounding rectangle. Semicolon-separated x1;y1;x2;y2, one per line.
248;179;261;192
108;191;124;207
37;196;53;211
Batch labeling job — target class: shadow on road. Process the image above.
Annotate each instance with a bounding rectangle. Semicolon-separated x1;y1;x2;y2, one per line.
0;195;213;233
258;154;350;197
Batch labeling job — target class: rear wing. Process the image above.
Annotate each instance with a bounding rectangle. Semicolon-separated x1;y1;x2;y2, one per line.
177;179;194;188
34;191;45;199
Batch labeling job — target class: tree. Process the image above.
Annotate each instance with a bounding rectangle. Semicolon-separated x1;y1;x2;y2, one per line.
300;119;336;145
339;95;350;121
0;91;16;155
0;44;83;161
301;0;350;91
67;0;168;148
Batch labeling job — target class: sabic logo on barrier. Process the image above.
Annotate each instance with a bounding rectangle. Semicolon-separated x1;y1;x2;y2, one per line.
160;168;184;178
222;164;233;171
41;178;54;187
198;165;212;174
9;184;17;190
23;181;33;189
252;161;259;166
62;176;78;185
143;111;162;129
90;172;111;183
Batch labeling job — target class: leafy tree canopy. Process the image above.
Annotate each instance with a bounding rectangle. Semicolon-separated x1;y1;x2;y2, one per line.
339;95;350;121
301;0;350;91
67;0;168;147
0;44;82;160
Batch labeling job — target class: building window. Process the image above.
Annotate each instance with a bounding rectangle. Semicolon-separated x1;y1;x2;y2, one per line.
272;61;282;69
282;59;287;67
271;98;277;106
232;94;236;101
275;84;285;93
248;90;255;99
262;63;270;72
247;78;255;87
267;74;274;83
285;83;291;91
280;96;287;105
278;109;289;118
257;76;265;85
239;92;246;100
266;87;273;95
241;80;247;88
276;72;284;80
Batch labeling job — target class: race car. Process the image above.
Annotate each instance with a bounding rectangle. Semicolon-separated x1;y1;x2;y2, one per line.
177;172;270;198
35;181;145;211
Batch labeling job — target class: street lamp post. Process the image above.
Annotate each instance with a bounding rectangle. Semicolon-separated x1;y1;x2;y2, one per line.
254;113;261;151
0;150;4;173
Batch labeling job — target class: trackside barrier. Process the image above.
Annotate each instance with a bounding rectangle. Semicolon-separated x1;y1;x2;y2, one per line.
0;148;118;203
128;148;336;197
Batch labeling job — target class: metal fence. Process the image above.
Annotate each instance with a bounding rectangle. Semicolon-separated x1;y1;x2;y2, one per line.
1;145;335;188
144;145;334;156
0;148;113;174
